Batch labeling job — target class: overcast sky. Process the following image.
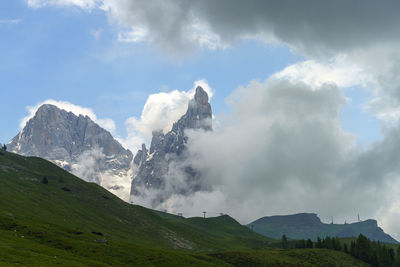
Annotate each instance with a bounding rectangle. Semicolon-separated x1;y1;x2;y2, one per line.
2;0;400;239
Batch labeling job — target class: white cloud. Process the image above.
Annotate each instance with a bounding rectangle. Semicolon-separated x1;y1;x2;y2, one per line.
274;56;374;89
132;77;400;241
0;19;22;25
20;99;116;134
71;147;105;184
90;28;103;40
71;147;134;201
120;80;213;151
25;0;400;56
137;78;355;218
118;27;148;43
25;0;400;123
26;0;101;10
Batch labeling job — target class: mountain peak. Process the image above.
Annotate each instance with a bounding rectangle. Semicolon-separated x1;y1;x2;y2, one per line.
131;86;213;205
36;103;58;112
8;104;133;199
177;86;212;132
194;86;208;105
35;104;90;122
34;104;63;120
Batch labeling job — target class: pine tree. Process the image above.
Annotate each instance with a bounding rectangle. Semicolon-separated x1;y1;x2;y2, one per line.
344;243;349;254
41;176;48;184
333;237;341;251
306;238;313;248
350;241;356;256
316;237;322;248
389;247;396;262
394;245;400;267
356;234;372;263
281;234;288;249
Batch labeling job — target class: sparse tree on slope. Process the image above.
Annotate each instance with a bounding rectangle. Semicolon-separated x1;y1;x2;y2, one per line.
281;234;288;249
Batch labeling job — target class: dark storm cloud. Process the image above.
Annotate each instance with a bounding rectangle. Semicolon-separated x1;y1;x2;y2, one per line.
99;0;400;55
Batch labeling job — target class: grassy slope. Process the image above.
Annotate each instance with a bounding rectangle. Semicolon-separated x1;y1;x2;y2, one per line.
154;211;270;251
0;151;367;266
211;248;368;267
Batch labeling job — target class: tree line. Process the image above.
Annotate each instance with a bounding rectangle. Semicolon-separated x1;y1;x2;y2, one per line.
281;234;400;266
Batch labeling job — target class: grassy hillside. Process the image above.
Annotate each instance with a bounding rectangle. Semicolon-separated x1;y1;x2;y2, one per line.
0;150;368;266
211;248;368;267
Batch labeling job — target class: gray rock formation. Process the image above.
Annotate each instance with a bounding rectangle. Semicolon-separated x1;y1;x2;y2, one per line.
130;86;212;206
8;104;133;200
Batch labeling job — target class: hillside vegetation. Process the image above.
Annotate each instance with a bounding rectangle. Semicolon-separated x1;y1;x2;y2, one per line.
0;150;367;266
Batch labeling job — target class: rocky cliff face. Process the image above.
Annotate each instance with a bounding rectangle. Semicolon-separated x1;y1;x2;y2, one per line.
8;104;133;200
130;86;212;206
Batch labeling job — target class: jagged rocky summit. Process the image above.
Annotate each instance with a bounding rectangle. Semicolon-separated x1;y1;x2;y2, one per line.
8;104;133;200
248;213;398;244
130;86;212;206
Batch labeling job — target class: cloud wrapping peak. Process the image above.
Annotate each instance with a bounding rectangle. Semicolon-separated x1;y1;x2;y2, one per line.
151;78;354;217
146;78;400;240
120;80;213;151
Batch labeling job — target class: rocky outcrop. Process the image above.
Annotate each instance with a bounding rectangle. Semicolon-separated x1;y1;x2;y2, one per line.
8;104;133;200
130;86;212;206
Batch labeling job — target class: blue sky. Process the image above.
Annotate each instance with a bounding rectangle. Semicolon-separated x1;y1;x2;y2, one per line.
0;0;380;147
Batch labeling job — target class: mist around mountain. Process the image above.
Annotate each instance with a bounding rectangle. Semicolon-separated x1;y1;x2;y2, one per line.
7;104;134;200
2;93;398;265
131;86;213;207
6;86;213;206
6;87;398;246
249;213;398;244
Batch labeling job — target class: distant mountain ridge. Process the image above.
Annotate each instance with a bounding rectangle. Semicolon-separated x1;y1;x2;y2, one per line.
249;213;398;244
7;104;133;199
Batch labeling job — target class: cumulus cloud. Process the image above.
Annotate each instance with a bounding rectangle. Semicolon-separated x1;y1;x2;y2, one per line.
26;0;400;119
274;56;375;90
120;80;213;151
20;99;116;134
148;78;352;214
25;0;400;55
132;77;400;240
